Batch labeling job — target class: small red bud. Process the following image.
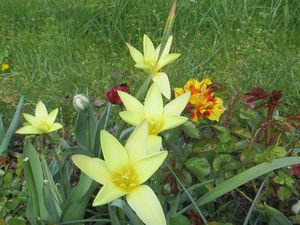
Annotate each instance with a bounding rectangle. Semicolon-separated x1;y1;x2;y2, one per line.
106;84;130;105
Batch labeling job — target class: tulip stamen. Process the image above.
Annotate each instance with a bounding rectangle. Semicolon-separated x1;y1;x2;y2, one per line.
113;168;138;191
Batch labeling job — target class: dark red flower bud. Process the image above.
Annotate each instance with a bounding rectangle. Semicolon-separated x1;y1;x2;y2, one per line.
106;83;130;105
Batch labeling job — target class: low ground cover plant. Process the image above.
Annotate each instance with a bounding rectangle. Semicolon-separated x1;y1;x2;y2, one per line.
1;1;300;225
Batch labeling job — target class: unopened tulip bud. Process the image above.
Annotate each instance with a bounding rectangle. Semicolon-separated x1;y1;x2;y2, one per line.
73;94;90;112
106;83;130;105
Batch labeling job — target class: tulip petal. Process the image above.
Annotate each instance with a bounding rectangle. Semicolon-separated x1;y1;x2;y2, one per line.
48;108;58;124
126;185;166;225
100;130;129;172
125;121;148;162
71;154;112;185
126;43;143;63
135;63;152;71
135;151;167;184
23;113;41;127
164;92;190;116
157;53;180;70
152;72;171;99
160;115;188;132
143;34;156;64
144;83;163;122
15;125;43;134
49;123;63;132
155;35;173;59
147;135;162;154
93;182;127;206
35;101;48;118
119;111;145;126
117;91;144;113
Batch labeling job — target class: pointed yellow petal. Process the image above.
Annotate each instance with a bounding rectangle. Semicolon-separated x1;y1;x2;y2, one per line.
48;108;58;124
125;121;148;162
126;42;143;63
119;111;145;126
23;113;41;127
144;83;163;122
157;53;180;70
15;125;43;134
143;34;156;64
155;35;173;59
117;91;144;113
100;130;129;172
152;72;171;99
147;135;162;155
160;115;188;132
164;92;190;116
135;63;152;71
35;101;48;118
49;123;63;132
71;154;112;185
126;185;166;225
93;182;127;206
135;151;167;184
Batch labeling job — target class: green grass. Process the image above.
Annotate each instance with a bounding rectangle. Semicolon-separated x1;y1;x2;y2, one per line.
0;0;299;126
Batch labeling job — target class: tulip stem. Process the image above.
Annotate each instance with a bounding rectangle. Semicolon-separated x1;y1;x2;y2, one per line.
135;76;152;100
165;162;209;225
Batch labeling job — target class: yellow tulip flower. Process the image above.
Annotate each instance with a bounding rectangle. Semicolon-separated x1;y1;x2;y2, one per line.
126;34;180;99
16;101;62;134
118;83;190;144
72;122;167;225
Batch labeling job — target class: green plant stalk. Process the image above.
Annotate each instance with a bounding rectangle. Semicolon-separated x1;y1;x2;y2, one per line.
166;162;208;225
243;175;269;225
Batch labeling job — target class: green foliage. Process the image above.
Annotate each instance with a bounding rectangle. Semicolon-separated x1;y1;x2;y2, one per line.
0;157;27;224
1;1;300;224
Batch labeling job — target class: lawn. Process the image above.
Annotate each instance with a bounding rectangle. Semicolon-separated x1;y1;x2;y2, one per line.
1;0;299;126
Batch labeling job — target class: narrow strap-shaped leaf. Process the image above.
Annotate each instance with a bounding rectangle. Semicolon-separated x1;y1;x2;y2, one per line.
180;157;300;213
94;102;111;156
157;0;177;62
24;142;49;222
166;163;208;225
0;114;4;143
111;199;143;225
243;175;269;225
0;96;24;156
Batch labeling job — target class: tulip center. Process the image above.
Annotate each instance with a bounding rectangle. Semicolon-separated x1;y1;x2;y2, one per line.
112;167;139;192
38;120;52;133
148;120;163;135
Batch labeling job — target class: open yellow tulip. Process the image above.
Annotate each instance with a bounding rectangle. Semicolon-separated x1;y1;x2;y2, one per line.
118;83;190;137
72;121;167;225
16;101;62;134
126;34;180;99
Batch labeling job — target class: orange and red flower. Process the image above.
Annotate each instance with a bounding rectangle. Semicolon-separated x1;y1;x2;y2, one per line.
174;78;225;122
